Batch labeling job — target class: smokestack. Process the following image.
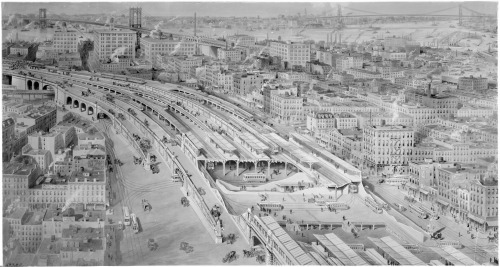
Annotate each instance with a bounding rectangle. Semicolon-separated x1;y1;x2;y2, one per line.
194;12;197;37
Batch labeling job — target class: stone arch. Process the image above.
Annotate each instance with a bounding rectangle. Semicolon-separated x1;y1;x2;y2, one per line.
66;96;73;105
88;106;94;115
42;85;50;90
73;99;79;108
34;81;40;90
27;80;33;90
80;102;87;112
252;235;263;246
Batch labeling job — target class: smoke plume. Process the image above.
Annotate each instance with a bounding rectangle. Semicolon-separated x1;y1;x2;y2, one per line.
110;46;128;63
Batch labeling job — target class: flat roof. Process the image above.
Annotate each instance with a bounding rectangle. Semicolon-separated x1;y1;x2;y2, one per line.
265;133;318;164
209;132;236;152
430;246;478;266
185;132;204;151
314;233;368;266
368;236;425;266
69;170;106;182
3;159;38;176
240;132;269;151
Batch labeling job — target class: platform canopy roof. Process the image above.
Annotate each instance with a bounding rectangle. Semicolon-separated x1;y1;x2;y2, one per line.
260;216;315;265
265;133;318;164
240;132;269;151
208;132;236;152
367;236;425;266
430;246;478;266
314;233;368;266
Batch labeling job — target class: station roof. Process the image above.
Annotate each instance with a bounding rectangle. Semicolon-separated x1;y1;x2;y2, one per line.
209;132;236;152
430;246;478;266
361;248;387;265
265;133;318;163
260;216;315;265
367;236;425;266
162;109;190;133
240;132;269;151
185;132;204;151
308;251;329;265
314;233;368;266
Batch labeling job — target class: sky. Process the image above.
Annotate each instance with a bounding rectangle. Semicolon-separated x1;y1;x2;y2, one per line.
2;1;498;18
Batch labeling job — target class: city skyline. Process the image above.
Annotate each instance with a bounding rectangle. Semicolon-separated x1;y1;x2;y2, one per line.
2;1;498;17
2;1;498;266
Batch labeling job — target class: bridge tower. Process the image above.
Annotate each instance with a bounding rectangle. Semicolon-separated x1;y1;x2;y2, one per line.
458;4;463;26
336;4;344;29
129;7;142;51
39;8;47;29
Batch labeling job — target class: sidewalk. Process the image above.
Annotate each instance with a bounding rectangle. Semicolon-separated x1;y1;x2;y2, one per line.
390;184;493;248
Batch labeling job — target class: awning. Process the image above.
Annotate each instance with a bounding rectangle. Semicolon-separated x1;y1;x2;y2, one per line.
407;183;419;190
436;199;449;206
468;213;486;224
419;189;429;195
486;220;498;227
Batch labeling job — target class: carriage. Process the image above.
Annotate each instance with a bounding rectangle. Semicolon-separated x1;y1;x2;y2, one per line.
222;251;237;263
181;197;190;207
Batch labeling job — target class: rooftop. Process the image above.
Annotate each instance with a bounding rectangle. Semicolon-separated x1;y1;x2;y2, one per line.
3;157;38;176
77;131;104;140
69;169;106;183
22;210;46;225
44;208;106;222
94;29;135;34
5;207;28;221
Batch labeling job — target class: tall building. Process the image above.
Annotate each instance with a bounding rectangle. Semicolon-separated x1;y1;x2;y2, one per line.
226;34;256;47
335;55;363;71
91;29;136;71
363;125;414;168
469;175;498;232
3;118;15;146
217;48;243;62
5;207;45;253
271;91;303;123
27;131;64;161
3;157;41;203
60;226;105;265
233;72;263;96
458;75;488;91
141;37;196;65
270;41;310;68
53;29;78;54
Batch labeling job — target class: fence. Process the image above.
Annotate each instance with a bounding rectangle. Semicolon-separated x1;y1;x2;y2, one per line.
437;240;462;249
348;244;365;251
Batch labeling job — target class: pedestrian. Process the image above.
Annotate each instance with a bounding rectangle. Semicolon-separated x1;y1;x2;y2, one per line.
290;209;292;214
343;216;346;221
